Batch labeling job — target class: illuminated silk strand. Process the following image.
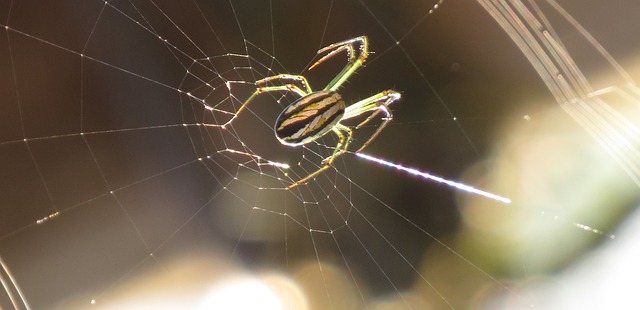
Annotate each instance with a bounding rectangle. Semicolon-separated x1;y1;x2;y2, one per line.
356;152;512;204
356;153;618;238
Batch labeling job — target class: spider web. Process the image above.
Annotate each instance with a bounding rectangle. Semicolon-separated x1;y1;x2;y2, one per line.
1;0;639;309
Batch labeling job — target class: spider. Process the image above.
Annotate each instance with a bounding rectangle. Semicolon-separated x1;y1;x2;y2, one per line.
231;36;401;188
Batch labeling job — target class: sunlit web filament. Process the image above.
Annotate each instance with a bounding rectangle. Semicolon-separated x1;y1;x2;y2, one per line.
356;152;512;204
356;153;616;238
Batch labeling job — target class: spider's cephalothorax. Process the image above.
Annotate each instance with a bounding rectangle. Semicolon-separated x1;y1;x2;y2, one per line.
230;36;401;188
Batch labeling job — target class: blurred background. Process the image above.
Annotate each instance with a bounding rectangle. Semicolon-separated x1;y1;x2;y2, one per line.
1;0;639;309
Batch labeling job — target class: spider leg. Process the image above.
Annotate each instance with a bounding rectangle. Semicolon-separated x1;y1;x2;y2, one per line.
288;124;352;188
222;83;308;128
257;74;313;93
322;124;353;165
309;45;353;71
310;36;369;91
342;90;401;152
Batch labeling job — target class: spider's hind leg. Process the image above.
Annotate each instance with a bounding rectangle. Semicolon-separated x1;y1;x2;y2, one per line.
322;124;353;165
342;90;401;153
288;124;352;188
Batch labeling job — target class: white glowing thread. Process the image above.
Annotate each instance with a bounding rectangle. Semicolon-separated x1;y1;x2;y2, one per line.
356;153;512;204
0;257;30;310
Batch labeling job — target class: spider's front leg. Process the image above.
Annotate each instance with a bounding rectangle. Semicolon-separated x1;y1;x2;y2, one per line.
222;76;310;128
258;74;313;94
309;36;370;91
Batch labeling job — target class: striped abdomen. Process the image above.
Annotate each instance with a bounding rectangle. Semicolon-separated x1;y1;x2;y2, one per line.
274;90;346;146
